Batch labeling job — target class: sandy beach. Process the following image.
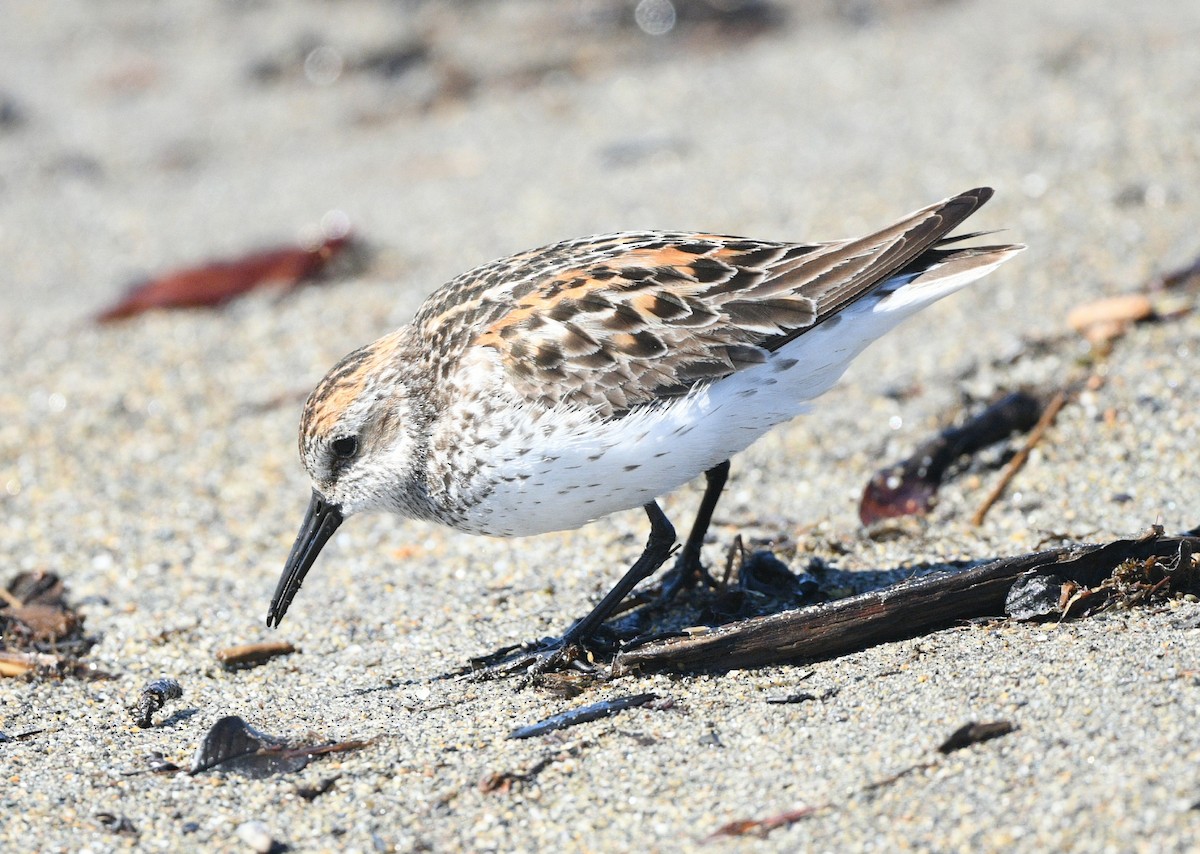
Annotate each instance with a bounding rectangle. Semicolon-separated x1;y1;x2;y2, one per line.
3;0;1200;850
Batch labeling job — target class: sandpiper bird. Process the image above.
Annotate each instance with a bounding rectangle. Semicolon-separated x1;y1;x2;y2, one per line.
267;187;1021;670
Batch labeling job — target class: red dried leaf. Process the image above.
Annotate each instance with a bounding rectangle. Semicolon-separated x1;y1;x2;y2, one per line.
858;392;1043;526
707;804;820;840
97;234;352;322
858;465;939;526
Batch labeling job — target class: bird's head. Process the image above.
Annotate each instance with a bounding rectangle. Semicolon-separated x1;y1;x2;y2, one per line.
267;331;420;627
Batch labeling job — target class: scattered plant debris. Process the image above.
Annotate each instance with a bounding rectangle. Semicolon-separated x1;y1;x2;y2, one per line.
1062;251;1200;352
0;571;100;679
96;229;357;322
118;750;184;777
0;650;60;678
215;640;296;670
295;774;341;801
861;250;1200;527
697;547;821;624
859;760;939;792
131;678;184;728
971;389;1068;526
859;391;1044;525
707;804;824;839
938;720;1016;754
508;693;659;740
189;715;368;777
479;747;582;795
467;547;820;679
706;754;956;839
1067;293;1155;349
1007;538;1196;620
765;687;838;705
525;670;594;699
706;759;940;840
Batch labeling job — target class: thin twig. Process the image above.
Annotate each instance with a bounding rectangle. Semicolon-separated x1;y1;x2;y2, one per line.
972;389;1067;526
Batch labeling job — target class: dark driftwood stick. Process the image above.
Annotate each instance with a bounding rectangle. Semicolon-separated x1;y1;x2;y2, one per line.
613;530;1196;674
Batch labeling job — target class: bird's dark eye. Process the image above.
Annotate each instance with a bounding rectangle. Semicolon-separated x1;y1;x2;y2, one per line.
331;436;359;460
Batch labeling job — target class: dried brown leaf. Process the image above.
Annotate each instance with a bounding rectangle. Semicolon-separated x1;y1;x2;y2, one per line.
97;234;354;322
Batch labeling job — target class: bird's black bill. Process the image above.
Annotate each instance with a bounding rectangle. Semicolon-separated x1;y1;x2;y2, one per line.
266;491;343;628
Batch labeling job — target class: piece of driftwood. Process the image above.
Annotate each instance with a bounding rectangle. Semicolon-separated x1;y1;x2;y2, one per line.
613;529;1197;674
214;640;296;670
508;693;659;740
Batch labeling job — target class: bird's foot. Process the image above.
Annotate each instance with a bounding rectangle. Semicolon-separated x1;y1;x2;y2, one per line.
467;629;618;686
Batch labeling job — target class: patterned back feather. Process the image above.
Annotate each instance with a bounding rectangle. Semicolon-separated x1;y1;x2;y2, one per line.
407;188;1002;418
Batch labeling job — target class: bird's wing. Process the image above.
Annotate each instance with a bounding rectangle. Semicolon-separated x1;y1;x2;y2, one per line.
416;188;997;418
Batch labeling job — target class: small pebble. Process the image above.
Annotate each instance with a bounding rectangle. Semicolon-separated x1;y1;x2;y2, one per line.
236;820;275;853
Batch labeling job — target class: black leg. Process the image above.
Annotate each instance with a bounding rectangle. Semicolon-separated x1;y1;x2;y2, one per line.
469;502;677;680
660;460;730;601
560;501;676;646
679;460;730;581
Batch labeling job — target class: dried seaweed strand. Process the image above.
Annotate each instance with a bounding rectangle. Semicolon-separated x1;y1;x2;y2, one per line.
971;389;1067;526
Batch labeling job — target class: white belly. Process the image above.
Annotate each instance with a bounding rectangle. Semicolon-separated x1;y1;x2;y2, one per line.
441;257;1000;537
451;318;875;537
